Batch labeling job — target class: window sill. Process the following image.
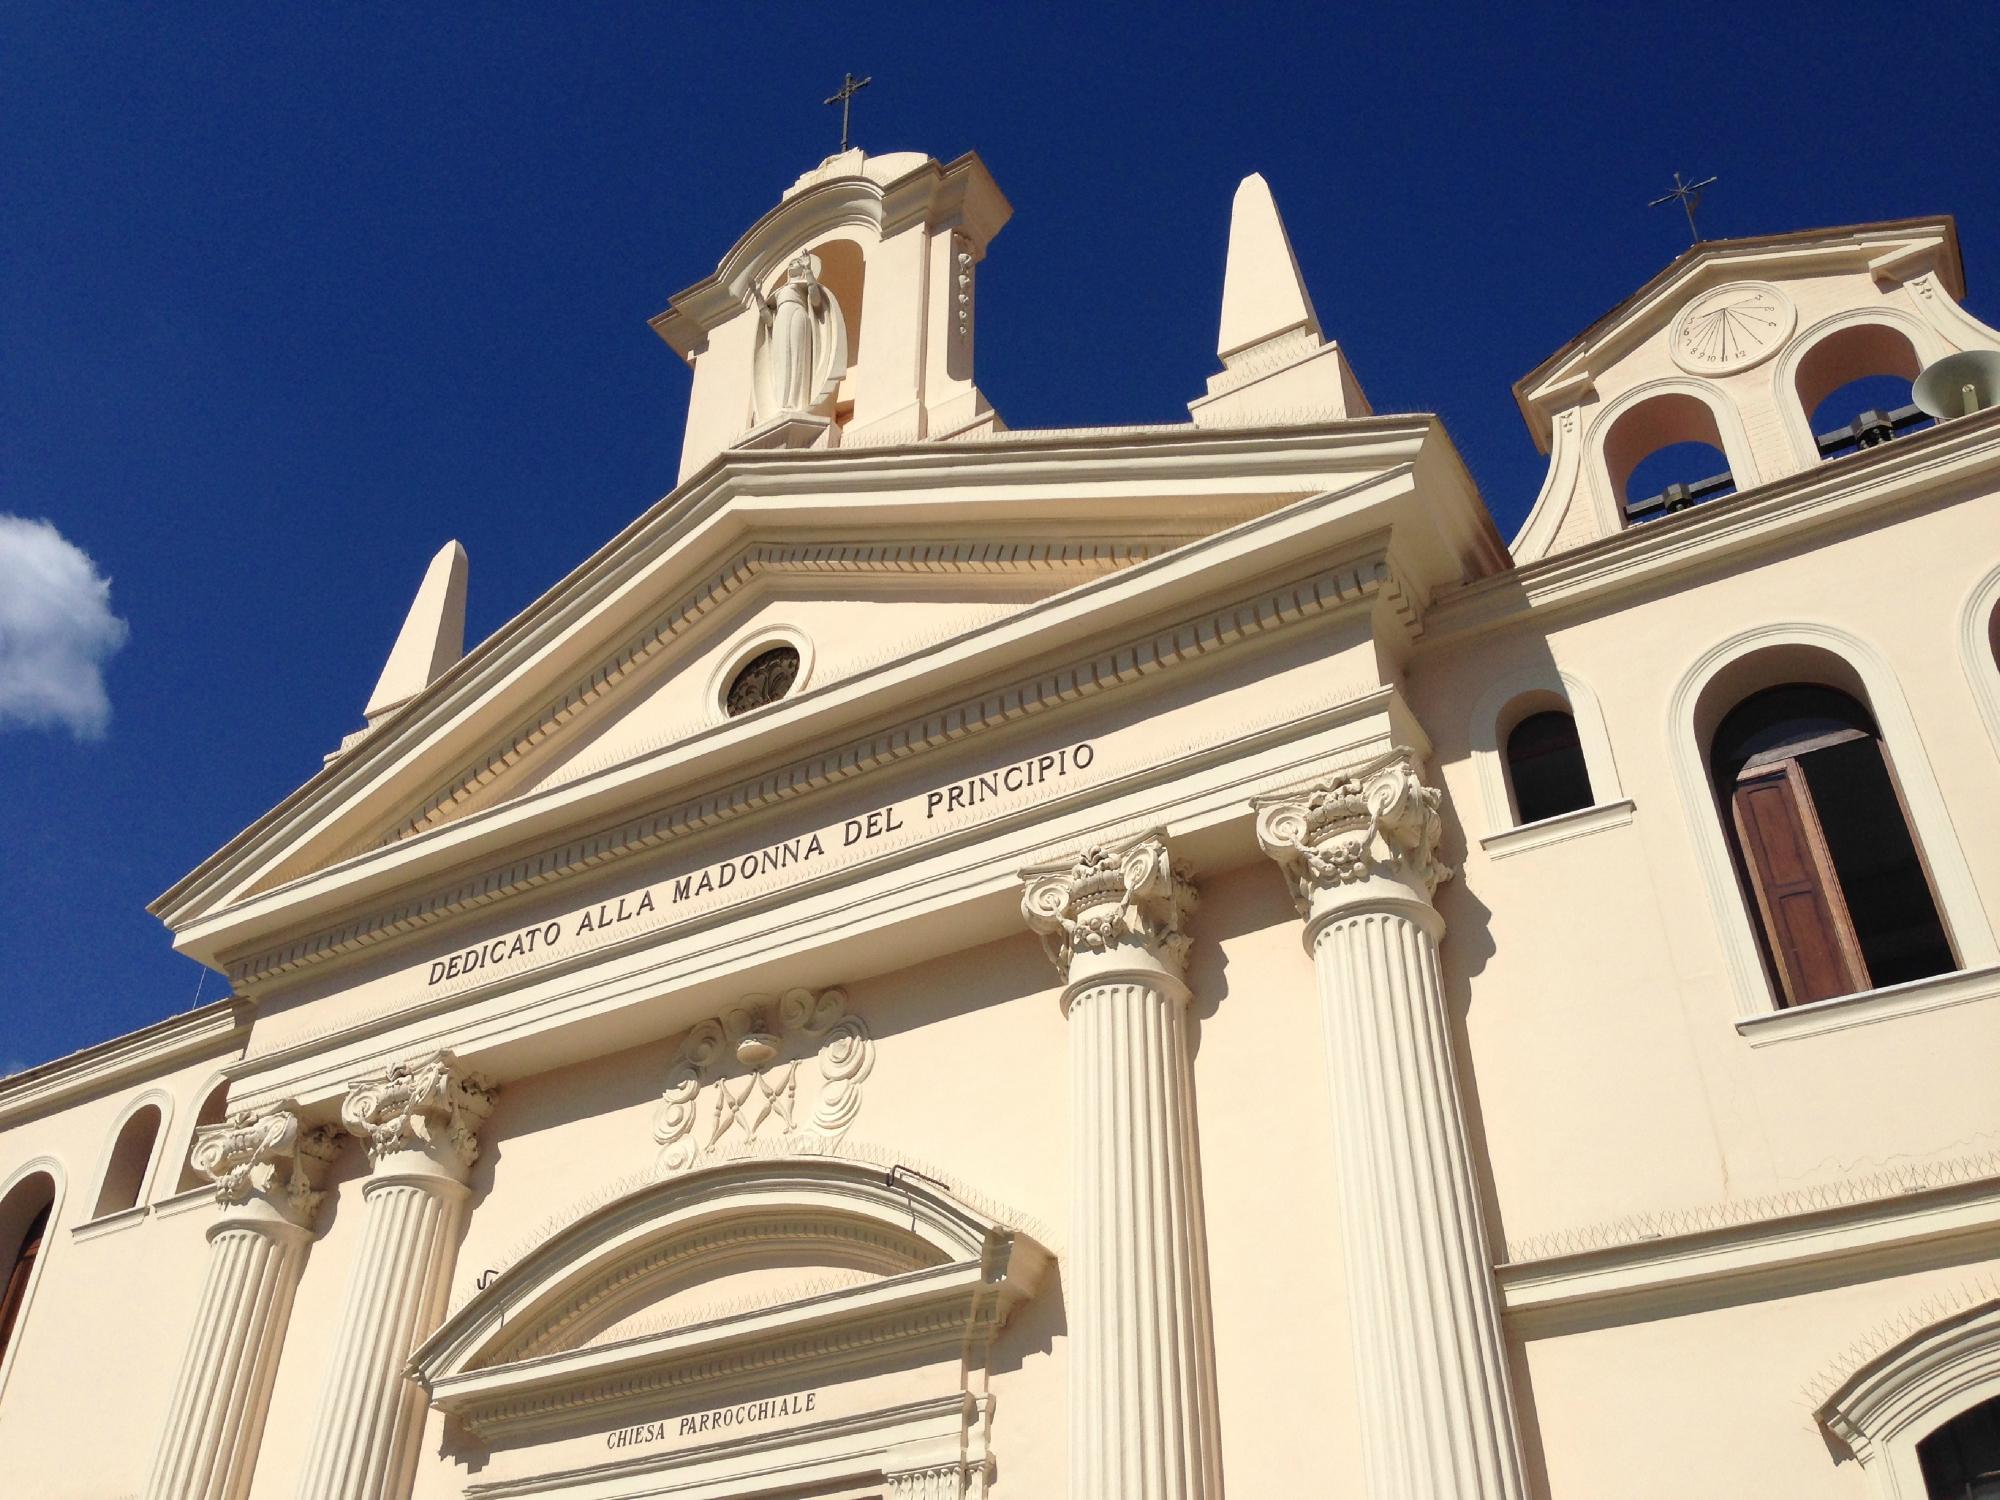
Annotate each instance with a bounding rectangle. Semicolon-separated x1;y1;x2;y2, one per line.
70;1202;148;1241
153;1183;217;1218
1478;798;1636;859
1735;963;2000;1047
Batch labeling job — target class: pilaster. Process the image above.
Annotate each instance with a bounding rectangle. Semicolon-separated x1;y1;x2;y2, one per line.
1256;749;1527;1498
1021;830;1220;1500
295;1051;494;1500
143;1103;339;1500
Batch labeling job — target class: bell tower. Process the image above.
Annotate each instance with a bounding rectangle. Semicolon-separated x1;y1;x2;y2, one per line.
651;149;1012;479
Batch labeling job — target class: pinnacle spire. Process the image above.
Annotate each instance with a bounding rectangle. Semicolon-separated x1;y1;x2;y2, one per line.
1216;172;1322;364
363;540;467;725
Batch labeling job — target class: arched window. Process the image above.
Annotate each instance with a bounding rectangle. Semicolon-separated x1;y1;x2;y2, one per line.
0;1173;56;1381
1710;684;1955;1008
1795;322;1932;461
1919;1394;2000;1498
176;1082;230;1193
92;1102;162;1218
1505;710;1593;824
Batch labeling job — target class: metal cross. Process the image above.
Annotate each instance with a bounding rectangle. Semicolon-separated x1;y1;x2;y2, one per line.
824;72;872;153
1649;170;1718;244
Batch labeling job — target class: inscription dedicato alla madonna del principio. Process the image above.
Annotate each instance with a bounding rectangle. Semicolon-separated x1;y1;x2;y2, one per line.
424;740;1098;988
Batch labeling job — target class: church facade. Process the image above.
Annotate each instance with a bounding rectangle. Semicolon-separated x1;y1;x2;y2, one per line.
5;147;2000;1499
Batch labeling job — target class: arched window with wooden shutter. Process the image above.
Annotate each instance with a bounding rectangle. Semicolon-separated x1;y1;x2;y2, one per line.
1710;684;1956;1008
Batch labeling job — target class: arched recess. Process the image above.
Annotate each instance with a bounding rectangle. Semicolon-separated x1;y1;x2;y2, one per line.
1667;622;1996;1023
1961;563;2000;762
174;1076;232;1194
1817;1296;2000;1497
411;1154;1049;1461
1469;666;1625;839
1586;378;1759;534
1775;307;1947;468
0;1158;65;1406
91;1090;172;1219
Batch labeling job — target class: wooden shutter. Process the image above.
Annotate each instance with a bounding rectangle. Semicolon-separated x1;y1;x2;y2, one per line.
1730;759;1869;1006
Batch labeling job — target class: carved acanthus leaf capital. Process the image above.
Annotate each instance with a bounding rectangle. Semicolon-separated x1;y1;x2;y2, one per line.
1020;830;1198;983
1255;748;1452;915
341;1050;496;1174
190;1101;341;1225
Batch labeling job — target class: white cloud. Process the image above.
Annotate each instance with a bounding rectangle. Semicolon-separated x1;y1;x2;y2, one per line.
0;515;130;740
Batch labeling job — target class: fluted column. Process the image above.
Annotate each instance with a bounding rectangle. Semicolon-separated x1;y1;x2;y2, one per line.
1022;830;1220;1500
143;1102;339;1500
1257;749;1527;1499
295;1052;494;1500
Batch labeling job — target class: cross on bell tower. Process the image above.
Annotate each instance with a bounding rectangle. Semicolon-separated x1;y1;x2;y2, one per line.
824;72;872;153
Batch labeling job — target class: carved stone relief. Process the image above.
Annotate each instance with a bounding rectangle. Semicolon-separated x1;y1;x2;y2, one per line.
652;987;873;1173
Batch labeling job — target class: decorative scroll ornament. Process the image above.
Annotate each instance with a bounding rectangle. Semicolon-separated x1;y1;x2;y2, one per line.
341;1050;497;1172
1254;748;1452;914
1020;830;1197;982
653;988;873;1174
190;1101;341;1224
750;253;849;422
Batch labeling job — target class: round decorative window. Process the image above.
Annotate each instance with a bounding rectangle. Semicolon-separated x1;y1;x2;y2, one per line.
724;645;801;716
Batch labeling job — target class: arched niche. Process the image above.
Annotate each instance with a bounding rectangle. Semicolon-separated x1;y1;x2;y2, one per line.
1666;623;1996;1024
175;1077;232;1194
91;1090;171;1219
411;1154;1048;1489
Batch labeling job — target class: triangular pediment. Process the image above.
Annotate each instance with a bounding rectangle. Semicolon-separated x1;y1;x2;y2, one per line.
152;421;1504;974
339;534;1178;857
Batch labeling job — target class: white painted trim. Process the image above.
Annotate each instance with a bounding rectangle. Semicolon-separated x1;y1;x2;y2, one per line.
1478;799;1635;860
71;1202;148;1241
1467;665;1624;836
85;1086;175;1219
1770;305;1947;469
1960;562;2000;760
1584;375;1763;539
1735;963;2000;1047
1816;1297;2000;1496
0;1156;66;1407
1665;620;1997;1022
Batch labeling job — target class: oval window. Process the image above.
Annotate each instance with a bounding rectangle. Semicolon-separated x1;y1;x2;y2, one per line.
724;645;801;716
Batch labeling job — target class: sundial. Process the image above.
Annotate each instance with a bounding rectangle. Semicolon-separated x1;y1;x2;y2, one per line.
1670;281;1795;375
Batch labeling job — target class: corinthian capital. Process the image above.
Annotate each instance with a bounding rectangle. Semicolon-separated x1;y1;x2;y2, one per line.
1255;748;1452;915
190;1101;341;1226
1020;829;1197;984
341;1051;496;1175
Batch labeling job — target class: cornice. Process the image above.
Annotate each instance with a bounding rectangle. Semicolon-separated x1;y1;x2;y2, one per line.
215;543;1413;992
153;420;1451;935
1422;407;2000;648
0;997;247;1128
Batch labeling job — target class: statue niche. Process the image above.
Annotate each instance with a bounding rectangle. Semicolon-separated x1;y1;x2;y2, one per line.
750;252;849;425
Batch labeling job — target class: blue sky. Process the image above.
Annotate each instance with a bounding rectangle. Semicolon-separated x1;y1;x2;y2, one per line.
4;3;1996;1071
